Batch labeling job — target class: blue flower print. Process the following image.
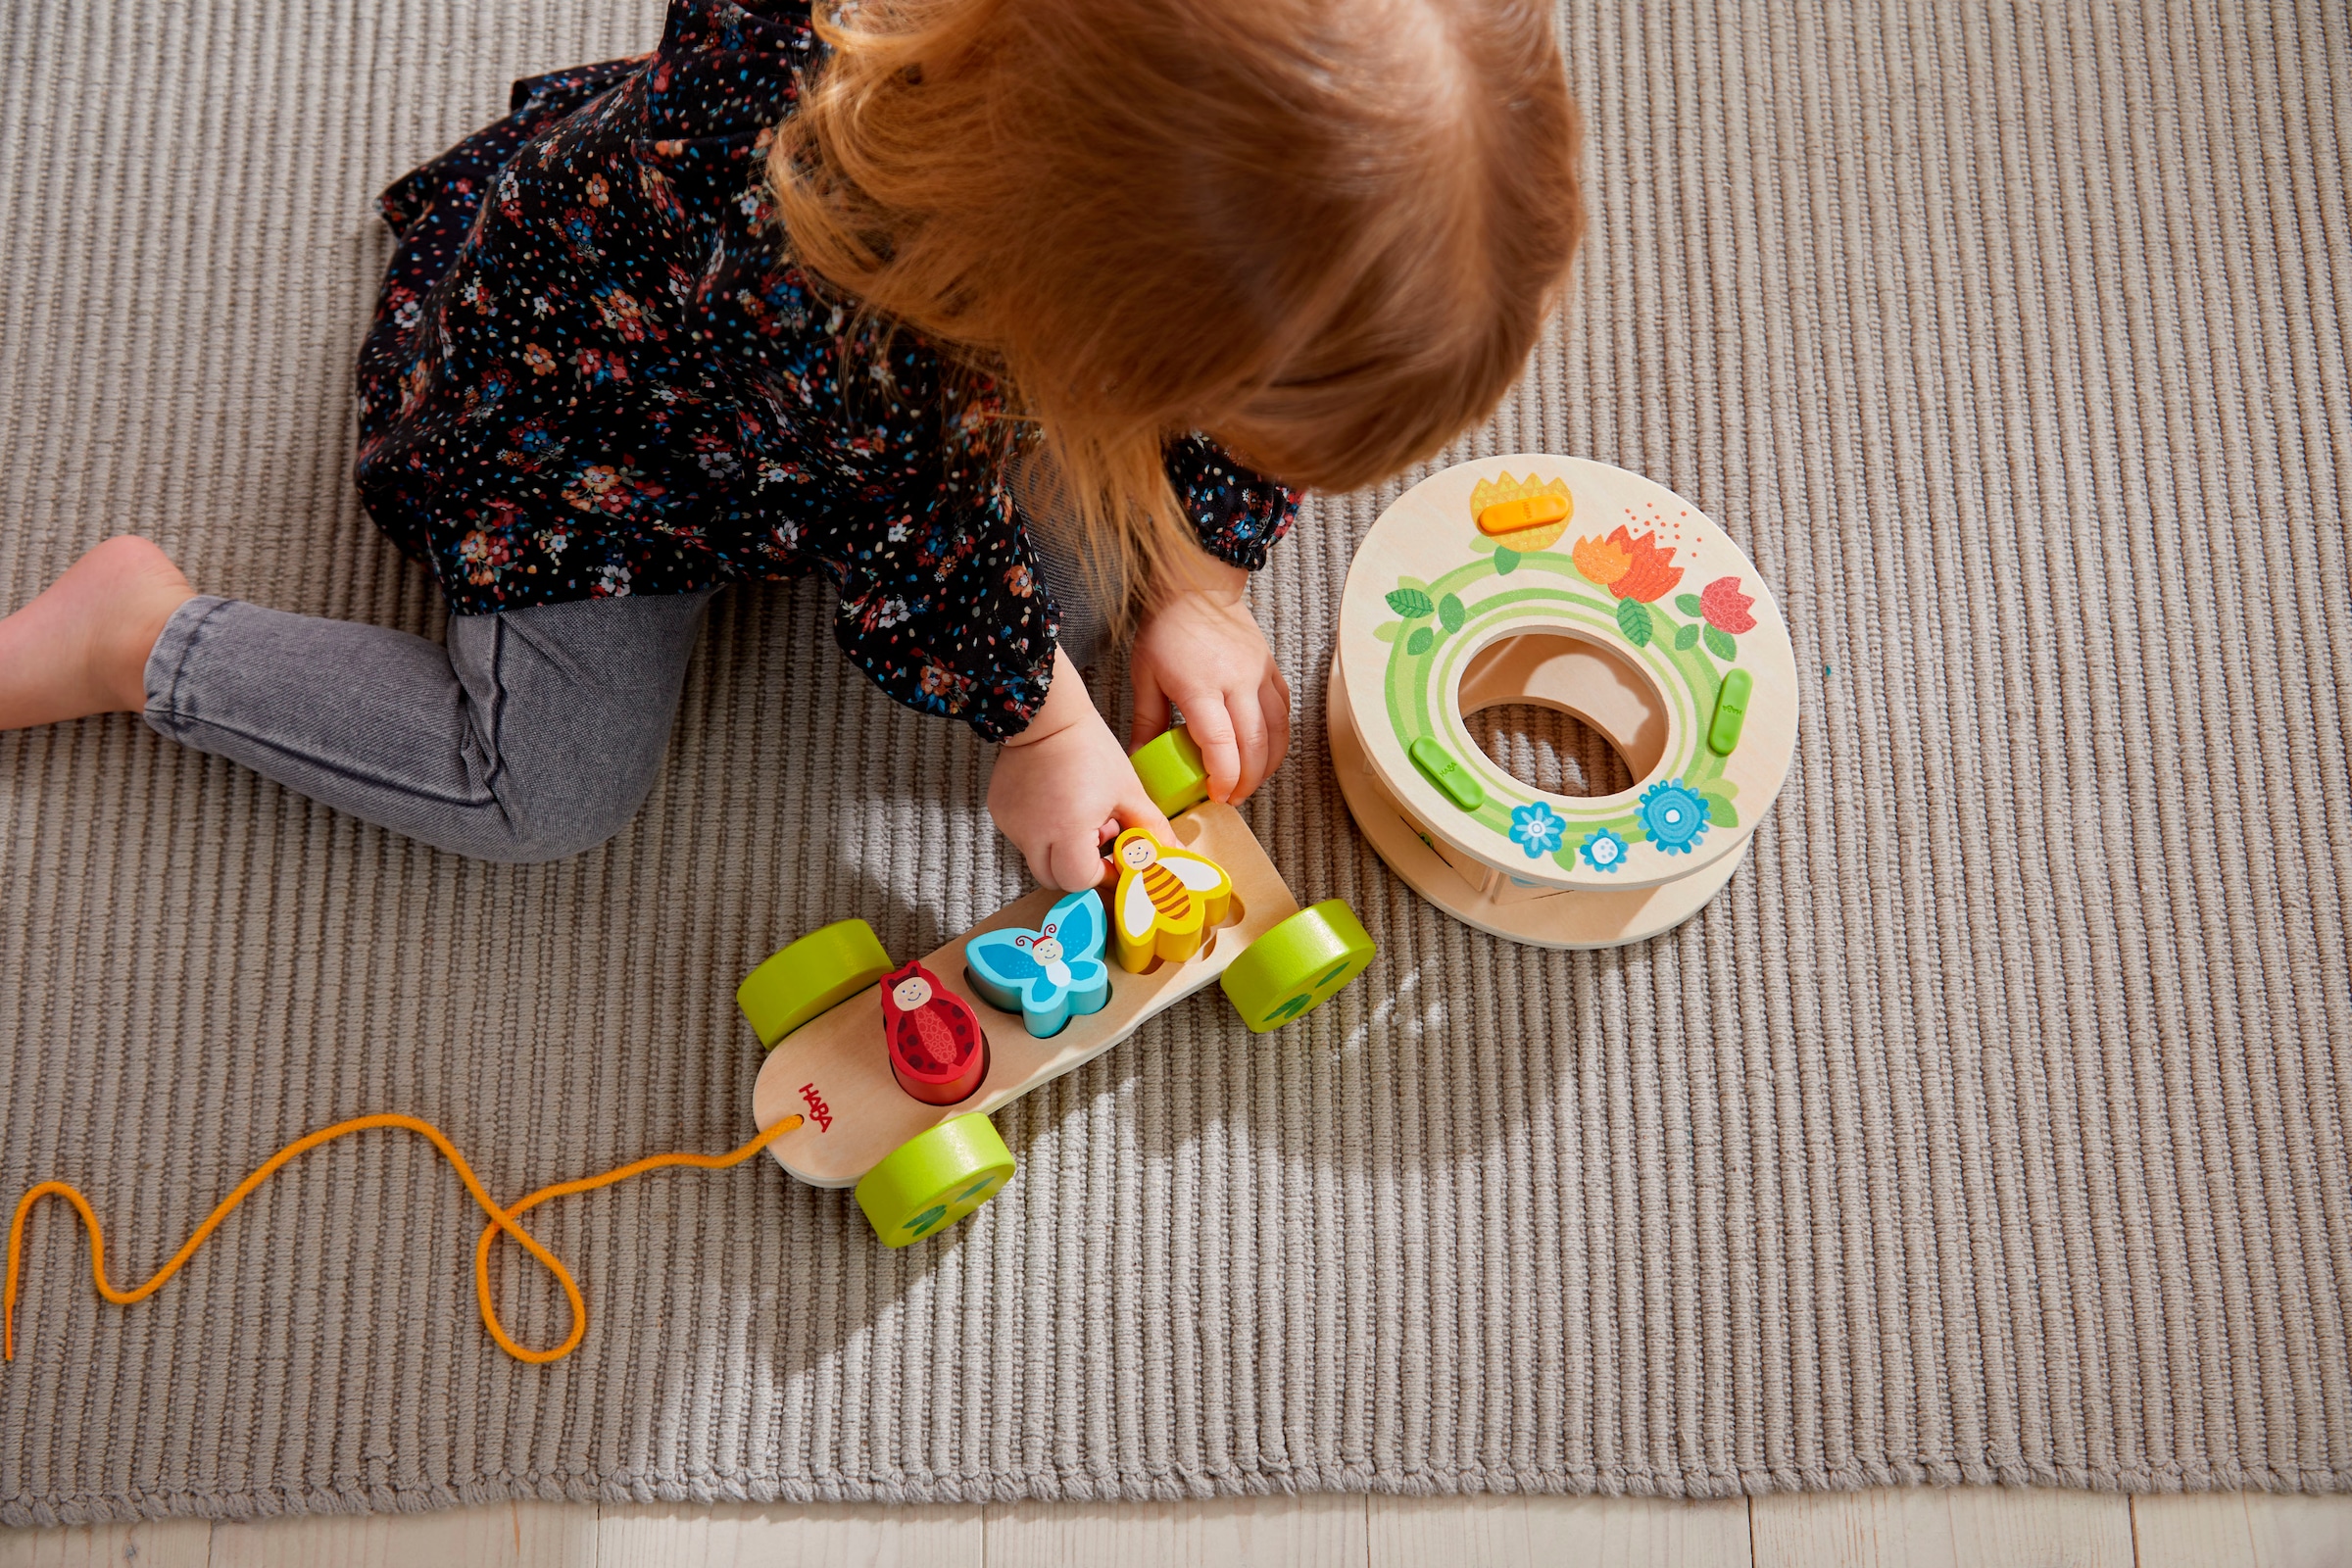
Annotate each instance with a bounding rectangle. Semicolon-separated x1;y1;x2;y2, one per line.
1578;827;1630;873
1510;801;1567;858
1637;779;1711;855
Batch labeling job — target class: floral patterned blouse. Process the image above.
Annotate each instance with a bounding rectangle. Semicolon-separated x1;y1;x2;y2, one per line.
355;0;1296;740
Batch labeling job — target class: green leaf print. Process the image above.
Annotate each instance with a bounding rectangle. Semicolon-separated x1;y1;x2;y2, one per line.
1676;593;1704;617
1493;547;1521;574
1374;621;1401;642
1703;624;1738;662
1405;626;1436;656
1674;623;1701;651
1699;791;1740;828
1616;598;1653;648
1387;588;1434;617
1438;593;1465;632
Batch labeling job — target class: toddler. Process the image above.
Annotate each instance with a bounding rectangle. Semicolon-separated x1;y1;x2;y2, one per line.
0;0;1584;891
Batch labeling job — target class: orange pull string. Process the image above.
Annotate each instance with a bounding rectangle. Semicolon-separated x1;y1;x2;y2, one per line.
468;1121;807;1363
5;1110;804;1367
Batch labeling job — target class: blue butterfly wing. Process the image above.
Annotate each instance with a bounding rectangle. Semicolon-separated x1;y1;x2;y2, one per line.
1053;891;1106;965
969;931;1049;983
1047;894;1110;1020
1062;956;1111;1019
967;929;1052;1015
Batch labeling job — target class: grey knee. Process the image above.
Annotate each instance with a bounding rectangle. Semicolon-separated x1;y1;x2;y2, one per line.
443;590;714;864
471;767;661;864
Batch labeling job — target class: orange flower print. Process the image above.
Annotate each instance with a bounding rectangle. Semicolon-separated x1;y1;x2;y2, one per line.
1699;576;1756;633
564;461;663;516
595;287;662;342
398;357;432;416
642;166;685;223
916;661;974;710
1006;563;1035;597
458;526;514;587
1604;526;1683;603
1572;531;1631;589
565;465;624;512
522;343;556;376
585;173;610;207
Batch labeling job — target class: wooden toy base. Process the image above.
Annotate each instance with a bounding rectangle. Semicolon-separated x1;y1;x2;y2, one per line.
750;803;1301;1187
1328;662;1745;949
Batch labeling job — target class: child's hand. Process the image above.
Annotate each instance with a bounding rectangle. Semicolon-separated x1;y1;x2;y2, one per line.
992;648;1173;891
1128;562;1290;804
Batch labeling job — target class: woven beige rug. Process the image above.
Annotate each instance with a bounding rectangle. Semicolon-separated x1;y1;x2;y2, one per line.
4;0;2347;1528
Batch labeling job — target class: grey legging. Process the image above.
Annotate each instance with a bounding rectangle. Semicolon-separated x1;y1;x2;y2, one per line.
143;590;721;862
140;550;1110;864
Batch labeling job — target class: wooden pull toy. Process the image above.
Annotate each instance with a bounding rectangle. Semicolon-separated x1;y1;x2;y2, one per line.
743;730;1374;1248
1328;456;1799;948
3;750;1374;1361
880;960;989;1105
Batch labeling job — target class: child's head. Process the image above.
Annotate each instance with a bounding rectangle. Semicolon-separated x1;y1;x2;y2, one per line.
770;0;1585;596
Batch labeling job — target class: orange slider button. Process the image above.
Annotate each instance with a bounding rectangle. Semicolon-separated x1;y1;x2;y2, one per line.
1475;493;1570;537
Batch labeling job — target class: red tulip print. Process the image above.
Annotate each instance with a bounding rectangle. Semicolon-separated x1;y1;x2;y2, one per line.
1612;528;1682;603
1699;576;1755;634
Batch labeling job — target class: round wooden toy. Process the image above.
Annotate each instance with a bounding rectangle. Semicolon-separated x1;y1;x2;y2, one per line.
1327;455;1797;949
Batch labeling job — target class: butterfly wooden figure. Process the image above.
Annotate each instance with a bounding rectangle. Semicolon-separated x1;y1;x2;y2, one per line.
1109;827;1234;973
964;890;1112;1039
879;960;989;1105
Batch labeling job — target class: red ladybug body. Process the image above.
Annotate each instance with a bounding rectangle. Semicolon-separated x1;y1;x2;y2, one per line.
879;960;988;1105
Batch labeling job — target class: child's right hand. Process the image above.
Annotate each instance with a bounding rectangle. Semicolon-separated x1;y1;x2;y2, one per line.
990;647;1172;891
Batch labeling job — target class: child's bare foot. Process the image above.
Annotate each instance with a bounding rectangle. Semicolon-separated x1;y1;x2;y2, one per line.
0;536;197;730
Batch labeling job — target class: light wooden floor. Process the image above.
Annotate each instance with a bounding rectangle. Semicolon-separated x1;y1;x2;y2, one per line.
3;1489;2344;1567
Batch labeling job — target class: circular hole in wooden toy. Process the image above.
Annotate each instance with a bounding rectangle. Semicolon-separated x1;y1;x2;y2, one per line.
1452;632;1669;801
1466;705;1636;799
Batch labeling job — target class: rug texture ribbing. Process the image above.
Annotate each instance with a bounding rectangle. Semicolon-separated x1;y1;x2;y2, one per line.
3;0;2347;1527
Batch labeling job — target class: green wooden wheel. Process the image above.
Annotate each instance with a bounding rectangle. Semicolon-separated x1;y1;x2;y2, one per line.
855;1113;1017;1248
1129;725;1210;818
735;918;895;1049
1219;899;1377;1033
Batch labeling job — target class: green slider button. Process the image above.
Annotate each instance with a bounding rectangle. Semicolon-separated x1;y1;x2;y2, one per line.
1708;669;1753;756
1409;736;1486;809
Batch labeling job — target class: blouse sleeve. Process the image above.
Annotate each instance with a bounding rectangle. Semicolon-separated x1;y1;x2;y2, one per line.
804;357;1061;744
1163;433;1299;571
642;0;817;139
823;494;1060;744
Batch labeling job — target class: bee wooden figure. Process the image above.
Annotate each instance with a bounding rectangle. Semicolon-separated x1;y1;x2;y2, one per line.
1110;826;1234;973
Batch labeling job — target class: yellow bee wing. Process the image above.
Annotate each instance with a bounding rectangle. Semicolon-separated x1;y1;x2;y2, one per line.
1155;848;1232;896
1119;870;1162;943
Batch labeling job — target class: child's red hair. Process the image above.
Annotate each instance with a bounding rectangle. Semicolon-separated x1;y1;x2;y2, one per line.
770;0;1585;609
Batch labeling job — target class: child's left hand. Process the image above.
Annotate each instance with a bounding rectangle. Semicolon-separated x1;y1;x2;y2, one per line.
1128;562;1291;805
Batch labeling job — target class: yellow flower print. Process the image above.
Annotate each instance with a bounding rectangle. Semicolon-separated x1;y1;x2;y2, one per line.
1467;471;1572;552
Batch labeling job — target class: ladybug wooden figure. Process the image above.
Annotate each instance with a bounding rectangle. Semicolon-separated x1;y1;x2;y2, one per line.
879;960;989;1105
